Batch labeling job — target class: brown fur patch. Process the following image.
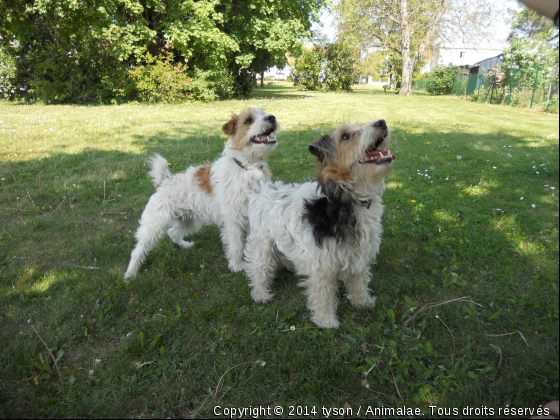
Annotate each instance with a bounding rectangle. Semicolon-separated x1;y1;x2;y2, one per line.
230;109;257;151
195;165;213;195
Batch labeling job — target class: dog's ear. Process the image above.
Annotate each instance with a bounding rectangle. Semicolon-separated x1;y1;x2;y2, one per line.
309;135;335;164
222;114;239;136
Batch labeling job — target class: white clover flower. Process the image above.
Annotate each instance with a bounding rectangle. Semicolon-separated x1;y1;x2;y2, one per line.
290;326;296;331
531;204;536;208
520;197;524;200
457;156;462;160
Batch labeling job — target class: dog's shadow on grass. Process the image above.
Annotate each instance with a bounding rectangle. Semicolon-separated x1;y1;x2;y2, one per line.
1;127;557;317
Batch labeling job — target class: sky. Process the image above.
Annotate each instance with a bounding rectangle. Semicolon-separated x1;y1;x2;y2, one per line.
311;0;524;50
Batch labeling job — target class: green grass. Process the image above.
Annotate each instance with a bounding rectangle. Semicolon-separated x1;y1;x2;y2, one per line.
1;82;558;418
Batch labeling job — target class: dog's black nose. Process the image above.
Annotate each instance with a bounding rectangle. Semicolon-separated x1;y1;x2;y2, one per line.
266;115;276;123
373;119;386;128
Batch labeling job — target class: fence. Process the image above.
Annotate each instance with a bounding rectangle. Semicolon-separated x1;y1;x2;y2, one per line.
414;65;559;113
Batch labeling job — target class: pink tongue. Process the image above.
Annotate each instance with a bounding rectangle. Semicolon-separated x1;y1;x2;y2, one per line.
257;135;275;142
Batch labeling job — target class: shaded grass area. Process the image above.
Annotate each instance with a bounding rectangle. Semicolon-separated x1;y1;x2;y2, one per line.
0;82;558;418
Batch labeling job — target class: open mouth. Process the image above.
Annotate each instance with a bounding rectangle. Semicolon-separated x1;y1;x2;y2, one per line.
251;127;277;145
358;135;395;164
359;150;396;164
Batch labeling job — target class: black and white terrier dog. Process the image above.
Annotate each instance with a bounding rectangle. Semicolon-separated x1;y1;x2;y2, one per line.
244;119;395;328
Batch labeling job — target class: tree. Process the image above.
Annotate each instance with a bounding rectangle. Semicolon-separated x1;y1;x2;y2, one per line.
336;0;496;96
0;0;327;103
508;7;559;45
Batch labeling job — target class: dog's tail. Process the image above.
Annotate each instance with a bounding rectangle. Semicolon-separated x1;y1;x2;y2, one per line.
148;154;171;188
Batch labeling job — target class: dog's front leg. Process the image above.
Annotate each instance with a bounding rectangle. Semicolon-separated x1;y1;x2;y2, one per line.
301;269;340;329
344;271;377;309
245;233;277;304
220;222;245;272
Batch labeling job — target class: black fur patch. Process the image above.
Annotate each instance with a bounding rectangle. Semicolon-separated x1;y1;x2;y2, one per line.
303;196;357;247
304;178;357;247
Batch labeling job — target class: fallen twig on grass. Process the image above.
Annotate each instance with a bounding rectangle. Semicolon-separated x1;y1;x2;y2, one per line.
490;345;503;370
517;331;530;348
102;212;128;216
29;322;65;396
386;360;403;402
135;361;155;369
215;361;264;398
486;330;530;348
405;296;482;325
50;198;66;215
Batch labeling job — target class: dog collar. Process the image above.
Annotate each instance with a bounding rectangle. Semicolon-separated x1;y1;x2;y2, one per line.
360;199;372;209
233;158;246;171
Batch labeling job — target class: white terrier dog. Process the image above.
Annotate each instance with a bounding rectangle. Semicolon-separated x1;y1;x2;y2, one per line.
244;119;395;328
124;108;280;279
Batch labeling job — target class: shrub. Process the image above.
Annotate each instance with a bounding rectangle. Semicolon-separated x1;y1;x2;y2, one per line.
11;42;135;104
425;66;461;95
291;48;322;91
130;54;194;103
291;42;357;92
129;54;237;103
322;42;357;92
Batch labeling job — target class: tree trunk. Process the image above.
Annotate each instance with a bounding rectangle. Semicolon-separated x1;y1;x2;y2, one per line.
260;72;264;88
399;0;413;96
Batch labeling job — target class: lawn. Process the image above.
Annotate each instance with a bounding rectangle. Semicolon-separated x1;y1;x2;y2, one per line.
0;83;558;418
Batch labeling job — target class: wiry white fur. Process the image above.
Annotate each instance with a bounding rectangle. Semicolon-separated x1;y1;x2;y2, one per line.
124;108;279;280
148;154;171;188
244;121;394;329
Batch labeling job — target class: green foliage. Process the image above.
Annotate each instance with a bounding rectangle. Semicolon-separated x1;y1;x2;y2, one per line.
129;54;231;103
292;42;357;92
425;66;461;96
17;41;134;104
0;0;327;103
291;48;323;91
0;45;17;100
322;42;357;92
502;38;557;90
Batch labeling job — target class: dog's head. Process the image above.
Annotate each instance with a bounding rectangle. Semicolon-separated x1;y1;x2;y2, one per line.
222;108;280;159
304;119;395;246
309;119;395;191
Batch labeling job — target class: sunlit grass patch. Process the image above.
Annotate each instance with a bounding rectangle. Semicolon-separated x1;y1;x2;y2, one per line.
0;84;558;418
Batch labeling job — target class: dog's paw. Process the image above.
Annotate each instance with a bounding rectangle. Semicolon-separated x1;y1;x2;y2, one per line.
312;315;340;329
349;294;377;309
123;271;136;281
228;260;245;272
251;290;275;304
179;240;195;250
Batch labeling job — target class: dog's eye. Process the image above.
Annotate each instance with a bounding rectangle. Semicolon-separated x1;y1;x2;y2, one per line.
245;118;253;124
341;133;351;140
